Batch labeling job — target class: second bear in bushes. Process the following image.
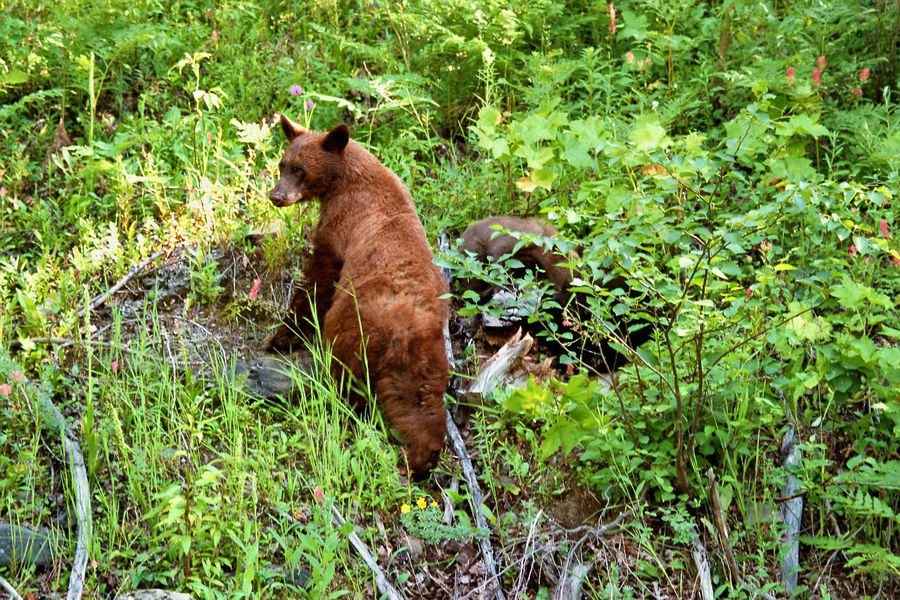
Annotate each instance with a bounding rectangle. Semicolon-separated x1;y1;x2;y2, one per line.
459;216;653;370
265;116;448;474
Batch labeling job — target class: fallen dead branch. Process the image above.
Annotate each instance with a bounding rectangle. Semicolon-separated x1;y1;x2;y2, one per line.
443;402;505;600
39;393;92;600
78;249;166;317
552;561;592;600
0;575;25;600
780;426;803;596
330;505;407;600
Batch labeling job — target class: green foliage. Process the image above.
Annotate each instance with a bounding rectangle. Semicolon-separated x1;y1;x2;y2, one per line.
399;497;488;544
2;0;900;595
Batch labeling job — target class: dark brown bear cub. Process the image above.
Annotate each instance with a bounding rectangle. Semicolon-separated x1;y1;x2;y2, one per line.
265;115;449;474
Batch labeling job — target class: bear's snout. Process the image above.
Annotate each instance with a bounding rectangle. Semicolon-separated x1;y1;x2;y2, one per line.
269;181;300;207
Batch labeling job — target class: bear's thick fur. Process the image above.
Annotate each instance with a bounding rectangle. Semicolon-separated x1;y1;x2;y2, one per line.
460;216;574;295
265;116;448;473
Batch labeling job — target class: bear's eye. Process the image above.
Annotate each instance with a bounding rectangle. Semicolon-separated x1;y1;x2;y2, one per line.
292;165;307;179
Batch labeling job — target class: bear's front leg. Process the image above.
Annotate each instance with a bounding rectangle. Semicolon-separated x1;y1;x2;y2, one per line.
263;242;343;351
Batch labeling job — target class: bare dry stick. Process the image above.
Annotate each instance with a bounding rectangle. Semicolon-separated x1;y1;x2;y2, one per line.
690;529;714;600
442;317;506;600
512;509;543;596
0;575;25;600
77;249;165;317
329;506;407;600
40;395;91;600
444;410;505;600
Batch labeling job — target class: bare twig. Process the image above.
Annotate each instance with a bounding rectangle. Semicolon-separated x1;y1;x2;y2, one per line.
690;529;714;600
330;505;407;600
548;507;634;538
0;575;25;600
77;249;165;317
513;510;543;596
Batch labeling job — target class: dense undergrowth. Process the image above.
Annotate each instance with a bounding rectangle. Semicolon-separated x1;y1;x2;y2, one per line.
2;0;899;598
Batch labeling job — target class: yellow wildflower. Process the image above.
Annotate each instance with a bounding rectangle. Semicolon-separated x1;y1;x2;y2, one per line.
417;498;428;510
401;503;411;514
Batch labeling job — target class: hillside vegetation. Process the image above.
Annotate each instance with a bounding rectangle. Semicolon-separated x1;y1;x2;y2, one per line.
1;0;899;598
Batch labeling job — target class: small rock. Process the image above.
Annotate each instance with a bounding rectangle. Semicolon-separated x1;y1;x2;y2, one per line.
285;566;312;587
232;356;300;399
0;523;57;568
403;533;425;559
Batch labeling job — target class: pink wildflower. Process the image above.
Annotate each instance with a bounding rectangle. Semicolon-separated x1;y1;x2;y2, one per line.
0;383;10;396
211;30;219;43
880;219;890;238
625;51;635;64
111;360;119;373
854;87;863;96
812;69;822;84
11;371;24;383
816;55;827;70
562;319;572;328
746;288;753;297
289;85;303;96
313;487;324;501
249;277;262;300
566;363;575;376
305;99;315;111
859;67;870;81
608;3;617;33
893;254;900;267
849;244;857;256
786;66;795;80
645;58;653;67
637;60;644;70
0;187;7;196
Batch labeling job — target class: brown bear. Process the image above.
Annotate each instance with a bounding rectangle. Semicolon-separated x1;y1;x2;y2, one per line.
460;216;574;296
265;116;449;474
459;216;653;371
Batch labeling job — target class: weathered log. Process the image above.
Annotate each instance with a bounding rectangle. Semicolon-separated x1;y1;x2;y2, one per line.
462;329;533;399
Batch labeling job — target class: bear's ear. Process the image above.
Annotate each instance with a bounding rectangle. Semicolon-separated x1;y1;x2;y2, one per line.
279;114;305;141
322;123;350;154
